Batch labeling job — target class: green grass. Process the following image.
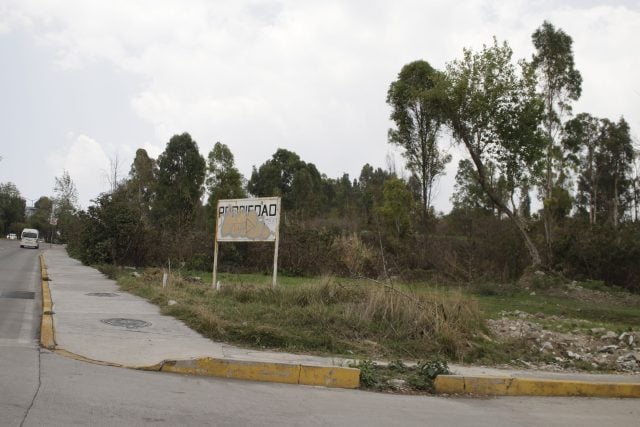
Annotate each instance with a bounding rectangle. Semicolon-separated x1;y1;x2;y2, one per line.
102;266;640;376
109;268;486;362
475;290;640;331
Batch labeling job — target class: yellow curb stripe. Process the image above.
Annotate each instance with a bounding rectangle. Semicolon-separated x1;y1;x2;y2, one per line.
39;254;56;350
435;375;640;398
156;357;360;389
53;348;124;367
299;365;360;388
160;358;301;384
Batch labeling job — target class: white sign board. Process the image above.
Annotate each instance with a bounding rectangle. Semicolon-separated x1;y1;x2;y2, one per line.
213;197;282;290
216;197;280;242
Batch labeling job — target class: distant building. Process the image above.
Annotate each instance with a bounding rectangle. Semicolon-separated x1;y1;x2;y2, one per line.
25;206;36;218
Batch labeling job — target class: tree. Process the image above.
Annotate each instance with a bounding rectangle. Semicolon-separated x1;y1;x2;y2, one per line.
53;170;79;212
0;182;26;234
387;60;451;215
53;171;79;242
79;187;149;265
27;196;54;239
566;115;636;227
205;142;246;209
441;38;545;268
451;159;495;215
247;148;324;216
563;113;601;225
378;178;414;238
358;163;395;225
596;118;635;228
128;148;157;222
154;133;206;261
531;21;582;259
154;133;206;231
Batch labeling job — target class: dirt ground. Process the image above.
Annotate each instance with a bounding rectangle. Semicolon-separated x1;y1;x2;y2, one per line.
487;283;640;373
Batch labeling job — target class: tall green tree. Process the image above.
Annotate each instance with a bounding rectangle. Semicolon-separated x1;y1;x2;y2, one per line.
128;148;157;221
358;163;395;225
154;133;206;236
441;38;545;268
52;171;79;242
565;115;636;227
378;178;414;239
451;159;495;215
387;60;451;215
27;196;53;238
596;118;635;228
205;142;246;209
531;21;582;259
563;113;601;224
247;148;324;216
0;182;26;234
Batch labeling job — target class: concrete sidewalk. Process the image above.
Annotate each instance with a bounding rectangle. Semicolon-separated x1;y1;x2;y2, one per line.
40;246;640;396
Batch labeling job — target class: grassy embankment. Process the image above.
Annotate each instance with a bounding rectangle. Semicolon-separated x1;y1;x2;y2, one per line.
109;268;485;361
101;267;640;390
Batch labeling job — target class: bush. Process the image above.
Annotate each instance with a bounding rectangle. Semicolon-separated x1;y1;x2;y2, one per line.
554;221;640;292
407;357;450;391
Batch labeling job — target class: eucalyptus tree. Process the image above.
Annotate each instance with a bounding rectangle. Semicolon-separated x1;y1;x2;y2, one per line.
531;21;582;257
441;38;545;268
154;133;206;235
596;118;634;227
51;171;80;242
205;142;246;209
387;60;451;216
129;149;157;209
565;115;635;227
563;113;601;224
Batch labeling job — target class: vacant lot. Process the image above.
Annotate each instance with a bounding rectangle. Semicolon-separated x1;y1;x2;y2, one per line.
105;267;640;376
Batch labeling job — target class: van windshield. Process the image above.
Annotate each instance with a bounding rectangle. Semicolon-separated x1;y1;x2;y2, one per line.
23;232;37;238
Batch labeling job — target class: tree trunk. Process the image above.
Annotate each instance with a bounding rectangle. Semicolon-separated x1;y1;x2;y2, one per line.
613;174;619;229
464;139;542;269
543;130;553;264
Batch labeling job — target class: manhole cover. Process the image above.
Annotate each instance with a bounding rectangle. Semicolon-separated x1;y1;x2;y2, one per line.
86;292;119;297
101;318;151;329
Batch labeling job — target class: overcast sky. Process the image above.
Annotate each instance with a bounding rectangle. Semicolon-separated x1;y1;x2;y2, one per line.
1;0;638;211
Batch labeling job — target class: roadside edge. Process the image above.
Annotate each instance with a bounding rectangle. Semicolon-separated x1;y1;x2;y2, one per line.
38;252;359;389
39;254;55;350
435;375;640;398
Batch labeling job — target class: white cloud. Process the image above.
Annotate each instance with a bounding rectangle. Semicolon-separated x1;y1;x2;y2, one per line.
3;0;640;212
47;133;116;208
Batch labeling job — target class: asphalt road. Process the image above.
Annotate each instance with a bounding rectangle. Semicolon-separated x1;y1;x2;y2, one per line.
0;239;42;426
1;240;639;426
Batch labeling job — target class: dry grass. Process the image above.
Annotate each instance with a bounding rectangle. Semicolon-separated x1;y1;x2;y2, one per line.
114;269;487;361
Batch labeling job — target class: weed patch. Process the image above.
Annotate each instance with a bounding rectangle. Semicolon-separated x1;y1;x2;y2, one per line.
107;268;486;361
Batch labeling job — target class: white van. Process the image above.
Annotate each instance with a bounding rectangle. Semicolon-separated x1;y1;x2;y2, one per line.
20;228;39;249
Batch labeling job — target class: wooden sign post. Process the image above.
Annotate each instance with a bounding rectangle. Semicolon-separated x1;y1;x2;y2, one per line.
212;197;281;290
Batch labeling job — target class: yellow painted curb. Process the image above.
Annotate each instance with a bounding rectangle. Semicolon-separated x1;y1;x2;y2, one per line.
299;365;360;388
53;348;123;367
39;254;56;350
156;357;360;389
435;375;640;398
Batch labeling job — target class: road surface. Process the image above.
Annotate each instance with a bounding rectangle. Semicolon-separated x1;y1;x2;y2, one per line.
1;240;638;426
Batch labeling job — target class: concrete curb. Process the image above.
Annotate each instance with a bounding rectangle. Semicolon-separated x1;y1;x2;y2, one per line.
39;254;56;350
38;253;360;389
435;375;640;398
143;358;360;388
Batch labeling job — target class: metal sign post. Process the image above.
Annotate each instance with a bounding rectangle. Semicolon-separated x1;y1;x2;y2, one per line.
212;197;281;290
